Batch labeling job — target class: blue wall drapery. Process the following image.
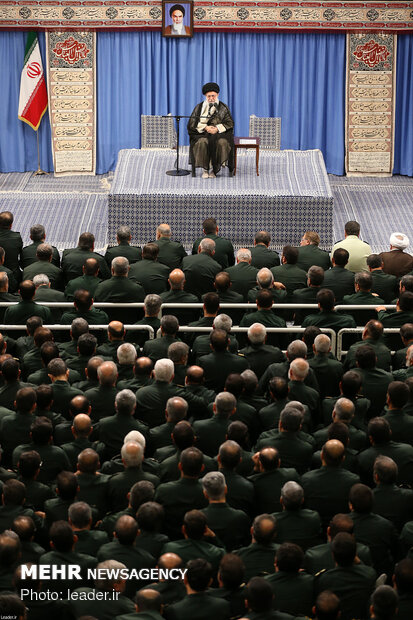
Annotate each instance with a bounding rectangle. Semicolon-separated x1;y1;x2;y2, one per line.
1;30;412;176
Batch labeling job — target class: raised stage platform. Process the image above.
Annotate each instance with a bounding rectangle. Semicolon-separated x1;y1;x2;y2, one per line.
108;148;333;250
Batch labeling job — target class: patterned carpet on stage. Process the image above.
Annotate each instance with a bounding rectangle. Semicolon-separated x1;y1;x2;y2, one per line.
0;164;412;255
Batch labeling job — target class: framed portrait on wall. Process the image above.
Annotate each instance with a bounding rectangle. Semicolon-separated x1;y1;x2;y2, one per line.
162;1;193;38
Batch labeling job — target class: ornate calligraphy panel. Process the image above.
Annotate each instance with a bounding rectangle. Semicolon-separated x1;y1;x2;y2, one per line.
346;33;396;175
46;32;96;175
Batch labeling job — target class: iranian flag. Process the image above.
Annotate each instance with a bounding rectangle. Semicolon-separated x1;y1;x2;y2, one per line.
18;31;48;131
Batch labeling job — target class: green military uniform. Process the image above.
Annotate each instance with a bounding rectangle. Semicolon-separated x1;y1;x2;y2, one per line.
313;423;367;452
0;227;23;281
287;380;320;419
377;308;413;349
61;247;110;283
107;466;159;510
190;333;239;363
158;449;216;483
70;588;135;620
136;380;208;428
258;360;319;396
150;421;176;452
61;436;105;471
202;502;250;550
76;471;110;518
136;530;169;559
235;541;278;580
322;266;355;302
39;549;96;594
274;507;322;550
74;529;109;556
321;394;370;430
296;243;331;272
50;379;83;418
34;285;66;321
13;442;71;483
23;260;64;290
270;263;307;299
383;408;413;445
249;467;300;514
94;275;145;323
219;466;255;515
198;350;249;393
143;334;181;363
258;399;288;431
354;366;393;418
192;233;235;269
316;563;376;620
129;258;170;294
155;477;208;538
358;441;413;487
153;237;186;270
98;505;135;538
0;411;36;463
304;540;372;574
249;244;280;269
225;262;259;300
98;412;149;458
193;415;232;457
240;309;286;348
308;354;343;399
265;570;314;617
162;538;225;574
44;496;74;526
165;592;231;620
182;252;222;299
301;466;360;527
373;483;413;531
342;290;385;325
247;286;287;307
64;273;102;300
3;299;53;325
292;286;321;324
301;309;356;332
349;510;398;575
370;269;398;303
104;241;142;265
256;431;313;474
97;540;155;598
399;520;413;556
0;265;18;293
0;291;19;322
85;384;118;421
60;307;109;326
239;343;285;379
311;446;359;474
0;379;33;411
19;476;54;511
21;241;60;268
344;337;391;372
160;289;199;324
128;315;160;348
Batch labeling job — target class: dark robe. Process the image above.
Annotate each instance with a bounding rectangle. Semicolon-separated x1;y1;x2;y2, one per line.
188;101;234;174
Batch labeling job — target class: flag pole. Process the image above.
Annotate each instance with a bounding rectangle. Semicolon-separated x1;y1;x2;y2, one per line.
34;128;48;176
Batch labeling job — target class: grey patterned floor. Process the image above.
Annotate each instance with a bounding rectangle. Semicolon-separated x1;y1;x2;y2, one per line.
0;168;412;254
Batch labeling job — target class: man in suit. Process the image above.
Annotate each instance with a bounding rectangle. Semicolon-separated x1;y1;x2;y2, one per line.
0;211;23;283
296;230;330;271
62;232;110;283
104;225;141;266
129;243;170;295
331;220;372;273
250;231;280;269
153;223;186;270
379;232;413;278
21;223;60;268
182;238;221;299
192;218;234;270
225;248;259;301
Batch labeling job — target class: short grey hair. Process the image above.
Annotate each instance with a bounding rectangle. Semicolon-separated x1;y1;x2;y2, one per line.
213;313;232;332
168;341;189;364
123;430;145;448
166;396;188;420
199;238;216;255
289;358;309;381
97;361;118;383
314;333;331;354
33;274;49;287
215;391;236;416
95;560;127;590
117;343;137;365
157;223;171;237
121;440;144;467
287;340;307;360
144;294;162;316
202;471;226;500
333;397;355;422
154;358;174;382
257;268;273;288
115;389;136;414
237;248;251;262
112;256;129;276
68;501;92;527
248;322;266;345
71;317;89;339
117;225;131;242
281;481;304;508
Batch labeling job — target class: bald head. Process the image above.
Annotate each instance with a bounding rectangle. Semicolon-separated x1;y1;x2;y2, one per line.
121;440;144;468
333;397;355;424
77;448;99;474
289;358;309;381
157;223;171;238
322;439;345;467
248;322;266;345
186;365;204;385
135;356;153;376
73;414;92;437
169;269;185;290
166;396;188;423
199;238;215;255
158;553;183;570
97;361;118;386
108;320;124;340
70;395;91;417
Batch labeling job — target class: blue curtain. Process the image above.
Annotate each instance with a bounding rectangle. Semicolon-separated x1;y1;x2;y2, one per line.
97;31;346;174
394;34;413;176
0;31;53;172
0;30;357;175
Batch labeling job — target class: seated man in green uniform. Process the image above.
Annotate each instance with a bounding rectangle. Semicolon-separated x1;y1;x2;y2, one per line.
192;217;235;270
104;225;141;266
296;230;331;272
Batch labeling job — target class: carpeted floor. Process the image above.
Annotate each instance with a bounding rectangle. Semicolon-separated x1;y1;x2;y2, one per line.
0;166;412;254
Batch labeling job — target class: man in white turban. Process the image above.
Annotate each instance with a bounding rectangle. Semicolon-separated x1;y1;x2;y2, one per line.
379;232;413;277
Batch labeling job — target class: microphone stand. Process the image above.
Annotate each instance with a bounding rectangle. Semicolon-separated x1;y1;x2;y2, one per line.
163;113;212;177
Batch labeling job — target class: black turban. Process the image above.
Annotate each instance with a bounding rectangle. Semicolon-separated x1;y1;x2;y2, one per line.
169;4;185;16
202;82;220;95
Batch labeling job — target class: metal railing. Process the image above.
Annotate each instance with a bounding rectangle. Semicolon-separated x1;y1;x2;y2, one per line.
336;327;401;360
